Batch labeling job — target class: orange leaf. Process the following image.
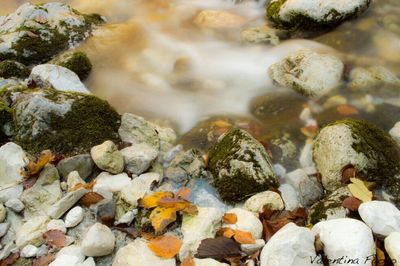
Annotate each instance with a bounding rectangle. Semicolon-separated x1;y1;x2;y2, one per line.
139;192;174;209
157;197;191;210
233;230;255;244
218;227;236;239
181;256;195;266
147;235;182;259
300;125;319;138
223;213;237;224
337;105;359;116
150;207;177;233
176;187;191;200
71;179;97;191
80;192;104;207
22;150;55;177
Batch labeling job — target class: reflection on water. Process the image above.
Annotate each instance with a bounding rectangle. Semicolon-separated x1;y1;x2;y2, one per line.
1;0;399;132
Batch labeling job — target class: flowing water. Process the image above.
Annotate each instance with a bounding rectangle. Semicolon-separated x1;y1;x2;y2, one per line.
1;0;400;133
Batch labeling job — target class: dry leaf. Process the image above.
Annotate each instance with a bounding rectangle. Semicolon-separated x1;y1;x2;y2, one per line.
348;178;373;202
337;105;359;116
376;247;386;266
32;253;56;266
147;235;182;259
80;192;104;207
233;230;255;244
217;227;236;239
195;237;242;260
181;256;195;266
22;150;55;177
43;230;66;248
23;176;38;190
342;197;362;211
223;213;238;224
150;207;177;233
113;224;138;239
176;187;191;200
341;164;357;184
71;179;96;191
139;192;174;209
300;125;318;138
0;252;19;266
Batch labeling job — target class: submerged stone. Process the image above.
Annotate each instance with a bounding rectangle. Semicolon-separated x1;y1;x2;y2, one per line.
208;128;279;203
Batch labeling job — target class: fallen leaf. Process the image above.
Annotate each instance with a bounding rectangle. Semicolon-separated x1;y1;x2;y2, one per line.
181;256;195;266
348;178;373;202
217;227;236;239
80;192;104;207
22;150;55;177
157;197;192;211
337;105;359;116
342;196;362;211
147;235;182;259
195;237;242;260
139;191;174;209
176;187;191;200
0;252;19;266
32;253;56;266
23;176;38;190
43;230;66;248
233;230;255;244
150;207;177;233
223;213;238;224
113;224;138;239
300;125;319;138
376;247;386;266
71;179;97;191
341;164;357;184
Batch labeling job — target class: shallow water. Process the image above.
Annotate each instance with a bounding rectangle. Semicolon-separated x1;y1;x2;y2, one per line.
2;0;400;133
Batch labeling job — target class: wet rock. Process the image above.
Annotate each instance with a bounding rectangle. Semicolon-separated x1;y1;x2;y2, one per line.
308;186;351;225
389;122;400;145
244;191;284;213
194;258;229;266
5;198;24;213
120;172;161;207
13;88;120;156
313;119;400;200
241;239;266;255
21;165;62;218
179;207;222;260
81;223;115;257
16;215;49;248
20;245;38;258
208;128;279;203
374;31;400;63
260;223;319;266
223;208;263;239
51;51;92;80
385;232;400;266
286;169;323;207
0;2;104;65
312;218;375;266
349;66;400;91
359;201;400;237
65;206;84;228
121;143;158;175
91;140;124;174
113;238;175;266
269;49;343;97
193;10;247;29
0;100;13;143
241;25;281;45
47;219;67;233
47;188;88;219
266;0;371;30
278;184;300;211
57;154;94;180
93;172;131;193
0;60;29;79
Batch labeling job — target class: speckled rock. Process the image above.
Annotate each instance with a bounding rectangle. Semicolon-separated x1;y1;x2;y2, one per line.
241;25;281;45
244;191;284;213
286;169;323;206
0;60;29;79
91;140;124;174
223;208;263;239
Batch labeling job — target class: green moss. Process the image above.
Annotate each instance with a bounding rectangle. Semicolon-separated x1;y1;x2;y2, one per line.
54;51;92;80
0;100;12;143
0;60;30;79
308;194;346;225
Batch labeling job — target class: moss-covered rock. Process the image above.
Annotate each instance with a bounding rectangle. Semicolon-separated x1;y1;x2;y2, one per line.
52;51;92;80
0;60;30;79
0;3;104;65
313;119;400;205
0;100;12;144
12;88;120;156
208;128;279;203
266;0;371;30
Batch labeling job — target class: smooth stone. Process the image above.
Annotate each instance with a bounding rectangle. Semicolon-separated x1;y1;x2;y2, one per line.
241;239;266;255
385;232;400;266
359;201;400;237
16;215;49;248
0;223;10;237
244;191;284;213
286;169;324;206
47;188;88;219
91;140;124;174
223;208;263;239
5;198;24;212
389;122;400;145
278;184;300;211
299;139;315;169
81;223;115;257
47;219;67;233
57;154;94;180
93;172;131;193
312;218;375;266
121;143;158;175
115;210;136;225
64;206;84;228
49;245;85;266
92;198;116;224
260;223;320;266
120;172;161;207
194;258;229;266
20;244;38;258
113;238;175;266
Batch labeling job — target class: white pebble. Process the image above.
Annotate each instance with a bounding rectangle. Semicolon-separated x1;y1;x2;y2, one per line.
64;206;84;228
5;198;24;212
47;219;67;233
20;245;38;258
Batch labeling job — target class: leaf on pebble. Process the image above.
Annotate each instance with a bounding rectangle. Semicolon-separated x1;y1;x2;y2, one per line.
232;230;255;244
195;237;242;260
43;230;66;248
342;196;362;211
347;178;373;202
147;235;182;259
22;150;55;177
150;207;177;233
72;179;96;191
217;227;236;239
32;253;56;266
223;213;238;224
139;192;174;209
176;187;191;200
80;192;105;207
181;256;195;266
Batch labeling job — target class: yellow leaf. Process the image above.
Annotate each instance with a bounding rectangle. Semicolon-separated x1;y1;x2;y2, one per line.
22;150;55;177
348;178;373;202
150;207;177;233
223;213;237;224
233;230;256;244
139;192;174;209
147;235;182;259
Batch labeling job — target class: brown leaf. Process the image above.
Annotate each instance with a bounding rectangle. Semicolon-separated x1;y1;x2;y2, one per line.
80;192;104;207
43;230;66;248
195;237;242;260
176;187;191;200
139;191;174;209
23;176;38;190
150;207;177;233
32;253;56;266
22;150;55;177
341;164;357;184
0;252;19;266
223;213;238;224
113;224;139;239
72;179;96;191
233;230;255;244
337;105;359;116
300;125;319;138
217;227;236;239
181;256;195;266
147;235;183;259
342;197;362;211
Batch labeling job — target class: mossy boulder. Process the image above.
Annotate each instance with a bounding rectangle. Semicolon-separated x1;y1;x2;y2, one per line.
0;60;30;79
12;88;120;156
313;119;400;204
0;100;12;143
0;3;104;65
52;51;92;80
208;128;279;203
266;0;371;30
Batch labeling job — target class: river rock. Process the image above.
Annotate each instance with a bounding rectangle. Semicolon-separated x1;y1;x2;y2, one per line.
81;223;115;257
0;2;104;65
349;66;400;91
194;258;229;266
244;191;284;213
164;149;206;184
57;154;94;180
266;0;371;30
385;232;400;266
120;172;161;207
113;238;175;266
313;119;400;202
193;10;247;29
0;204;6;223
67;171;85;191
121;143;158;175
65;206;84;228
389;122;400;145
241;25;280;45
241;239;266;254
20;245;38;258
93;172;131;193
278;184;300;211
359;201;400;237
208;128;279;203
51;51;92;80
260;223;320;266
49;245;85;266
5;198;24;213
16;215;49;248
269;49;343;97
312;218;375;266
91;140;124;174
223;208;263;239
47;219;67;233
47;188;88;219
286;169;324;206
0;223;10;238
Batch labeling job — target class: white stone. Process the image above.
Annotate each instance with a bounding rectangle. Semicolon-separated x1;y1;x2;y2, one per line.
312;218;375;266
223;208;263;239
278;184;300;211
91;140;124;174
359;201;400;237
179;207;222;260
121;143;159;175
0;223;10;237
81;223;115;257
260;223;320;266
115;210;136;225
16;215;49;248
241;239;266;254
64;206;84;228
120;172;161;207
349;66;400;90
0;204;6;223
29;64;90;93
269;49;343;97
0;142;28;201
5;198;24;212
93;172;131;193
47;188;88;219
300;139;315;168
194;258;229;266
113;238;175;266
20;244;39;258
244;191;284;213
67;171;85;191
49;245;85;266
47;219;67;233
385;232;400;266
389;122;400;145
